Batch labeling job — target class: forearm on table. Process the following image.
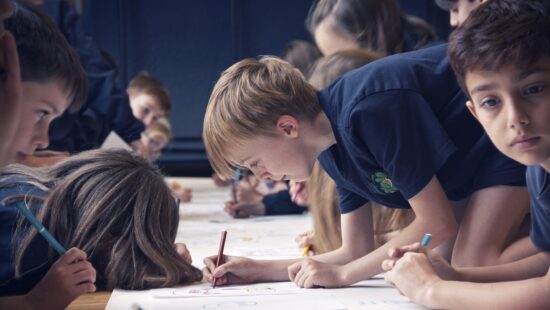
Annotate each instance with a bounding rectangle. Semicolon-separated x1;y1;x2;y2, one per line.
457;252;550;283
254;258;302;282
426;274;550;310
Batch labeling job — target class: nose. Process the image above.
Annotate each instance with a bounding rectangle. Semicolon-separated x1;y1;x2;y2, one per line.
507;100;530;129
33;126;49;151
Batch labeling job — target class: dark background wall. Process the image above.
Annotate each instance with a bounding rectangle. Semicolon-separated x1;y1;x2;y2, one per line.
79;0;452;176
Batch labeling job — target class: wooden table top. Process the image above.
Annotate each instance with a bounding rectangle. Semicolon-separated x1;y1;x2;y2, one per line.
67;291;111;310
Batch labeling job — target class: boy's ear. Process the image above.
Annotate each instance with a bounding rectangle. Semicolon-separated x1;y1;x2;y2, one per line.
466;100;479;122
276;115;299;138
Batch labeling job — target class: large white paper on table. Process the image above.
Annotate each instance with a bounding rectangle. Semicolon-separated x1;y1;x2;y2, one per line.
150;282;305;298
106;177;427;310
150;294;347;310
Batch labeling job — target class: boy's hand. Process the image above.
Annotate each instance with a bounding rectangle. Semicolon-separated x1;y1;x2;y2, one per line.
382;242;458;281
288;259;347;288
25;247;96;310
224;201;265;218
383;252;441;306
202;255;260;286
175;243;192;264
236;178;262;203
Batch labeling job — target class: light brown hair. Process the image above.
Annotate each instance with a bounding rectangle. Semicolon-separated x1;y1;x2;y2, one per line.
203;56;319;179
306;0;435;55
2;149;202;290
127;71;172;113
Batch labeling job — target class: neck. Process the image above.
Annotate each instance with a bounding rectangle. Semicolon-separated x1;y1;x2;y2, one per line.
540;159;550;174
307;112;336;158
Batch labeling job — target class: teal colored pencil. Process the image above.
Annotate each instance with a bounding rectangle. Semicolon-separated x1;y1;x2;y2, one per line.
14;202;67;255
421;233;432;246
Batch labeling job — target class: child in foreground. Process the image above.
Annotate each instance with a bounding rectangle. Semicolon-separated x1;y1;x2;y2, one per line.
383;1;550;308
0;149;202;308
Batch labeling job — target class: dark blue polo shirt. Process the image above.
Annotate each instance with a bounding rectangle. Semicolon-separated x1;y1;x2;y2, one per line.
317;44;526;213
528;165;550;252
0;178;51;296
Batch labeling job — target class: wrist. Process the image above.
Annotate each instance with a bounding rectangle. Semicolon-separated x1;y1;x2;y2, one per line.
420;278;445;309
338;264;355;286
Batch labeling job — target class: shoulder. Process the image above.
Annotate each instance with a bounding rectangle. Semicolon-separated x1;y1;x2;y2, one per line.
527;165;550;198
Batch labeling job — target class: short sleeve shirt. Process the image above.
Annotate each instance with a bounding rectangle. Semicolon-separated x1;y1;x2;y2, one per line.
317;44;526;213
528;165;550;252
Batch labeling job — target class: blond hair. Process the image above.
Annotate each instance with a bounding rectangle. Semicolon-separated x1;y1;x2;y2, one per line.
147;116;172;139
203;56;319;178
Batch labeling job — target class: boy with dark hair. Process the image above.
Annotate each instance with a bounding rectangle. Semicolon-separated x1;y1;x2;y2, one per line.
35;0;145;154
0;2;96;309
201;5;530;290
5;1;87;164
383;1;550;308
127;71;172;127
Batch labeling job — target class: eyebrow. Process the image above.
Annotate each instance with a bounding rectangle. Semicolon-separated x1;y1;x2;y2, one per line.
516;67;550;81
469;65;550;96
469;83;498;96
39;99;60;115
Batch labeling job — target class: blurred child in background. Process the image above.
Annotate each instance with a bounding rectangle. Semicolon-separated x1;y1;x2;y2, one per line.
306;0;436;56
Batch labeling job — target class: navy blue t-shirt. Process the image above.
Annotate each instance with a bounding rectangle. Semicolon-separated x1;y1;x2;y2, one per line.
43;1;145;152
0;177;52;296
317;44;526;213
528;165;550;252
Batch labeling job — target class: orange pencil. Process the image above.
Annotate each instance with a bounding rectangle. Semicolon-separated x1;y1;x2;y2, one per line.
213;229;228;288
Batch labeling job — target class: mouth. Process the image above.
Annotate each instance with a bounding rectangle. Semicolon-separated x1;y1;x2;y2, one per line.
510;136;541;149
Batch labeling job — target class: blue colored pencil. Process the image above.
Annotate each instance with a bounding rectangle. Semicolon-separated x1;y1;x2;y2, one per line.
421;233;432;247
14;202;67;255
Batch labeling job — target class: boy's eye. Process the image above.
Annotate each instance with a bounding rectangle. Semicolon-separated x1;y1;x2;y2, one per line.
142;107;150;115
36;110;49;121
480;98;500;108
523;85;546;95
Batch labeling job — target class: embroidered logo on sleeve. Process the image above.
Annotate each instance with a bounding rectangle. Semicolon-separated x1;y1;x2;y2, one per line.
371;171;398;194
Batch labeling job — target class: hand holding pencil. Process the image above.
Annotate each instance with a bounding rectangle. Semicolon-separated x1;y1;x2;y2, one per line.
25;247;96;310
